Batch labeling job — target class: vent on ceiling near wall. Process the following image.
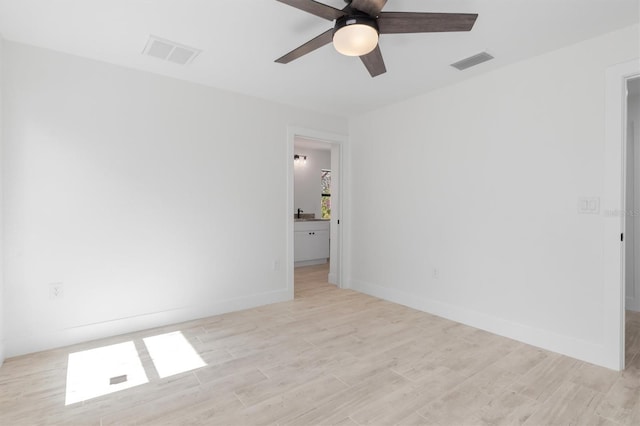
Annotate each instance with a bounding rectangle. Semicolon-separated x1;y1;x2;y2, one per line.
450;52;494;71
142;35;201;65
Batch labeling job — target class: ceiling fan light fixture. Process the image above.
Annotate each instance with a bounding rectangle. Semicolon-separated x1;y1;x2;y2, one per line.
333;16;379;57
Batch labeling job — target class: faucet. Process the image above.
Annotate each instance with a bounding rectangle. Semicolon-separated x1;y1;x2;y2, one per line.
297;208;303;219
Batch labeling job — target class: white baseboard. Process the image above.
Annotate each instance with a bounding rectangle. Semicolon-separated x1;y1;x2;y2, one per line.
5;288;290;358
351;279;616;370
295;259;328;268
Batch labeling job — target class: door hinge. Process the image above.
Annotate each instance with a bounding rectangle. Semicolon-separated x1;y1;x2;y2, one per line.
621;233;624;242
337;219;340;225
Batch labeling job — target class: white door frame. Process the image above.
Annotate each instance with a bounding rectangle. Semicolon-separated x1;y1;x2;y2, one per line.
604;58;640;371
286;126;349;298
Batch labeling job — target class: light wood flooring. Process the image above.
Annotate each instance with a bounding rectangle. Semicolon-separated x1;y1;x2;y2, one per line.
1;263;640;425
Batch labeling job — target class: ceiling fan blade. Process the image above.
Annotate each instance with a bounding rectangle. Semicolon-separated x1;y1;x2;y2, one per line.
350;0;388;17
276;0;346;21
275;28;334;64
360;45;386;77
378;12;478;34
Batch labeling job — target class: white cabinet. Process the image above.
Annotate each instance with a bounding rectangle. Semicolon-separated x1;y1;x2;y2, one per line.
295;230;329;262
294;221;330;264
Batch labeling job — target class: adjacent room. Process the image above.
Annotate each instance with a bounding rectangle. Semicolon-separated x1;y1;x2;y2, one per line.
0;0;639;424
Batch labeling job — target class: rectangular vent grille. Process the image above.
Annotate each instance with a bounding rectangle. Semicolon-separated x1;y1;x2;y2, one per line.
451;52;494;71
142;35;201;65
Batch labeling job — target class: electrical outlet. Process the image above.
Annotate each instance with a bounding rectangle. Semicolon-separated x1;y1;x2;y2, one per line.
578;197;600;214
49;282;64;299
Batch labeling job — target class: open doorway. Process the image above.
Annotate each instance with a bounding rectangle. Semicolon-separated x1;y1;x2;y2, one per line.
604;58;640;371
624;77;640;368
285;127;347;300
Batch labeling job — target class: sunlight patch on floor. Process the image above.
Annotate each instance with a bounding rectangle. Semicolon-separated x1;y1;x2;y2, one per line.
65;341;148;405
143;331;206;378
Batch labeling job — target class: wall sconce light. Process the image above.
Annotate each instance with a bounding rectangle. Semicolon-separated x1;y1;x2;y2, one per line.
294;154;307;165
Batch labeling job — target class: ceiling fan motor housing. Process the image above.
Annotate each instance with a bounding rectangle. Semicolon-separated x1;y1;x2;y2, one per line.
334;15;379;36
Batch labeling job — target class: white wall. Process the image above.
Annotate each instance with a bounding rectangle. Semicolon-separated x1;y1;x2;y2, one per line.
293;146;331;219
0;34;4;366
349;25;639;369
2;41;347;357
627;86;640;312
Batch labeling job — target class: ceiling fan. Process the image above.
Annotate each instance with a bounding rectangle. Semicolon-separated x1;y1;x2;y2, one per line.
275;0;478;77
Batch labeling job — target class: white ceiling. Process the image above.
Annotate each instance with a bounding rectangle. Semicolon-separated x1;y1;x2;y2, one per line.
0;0;637;117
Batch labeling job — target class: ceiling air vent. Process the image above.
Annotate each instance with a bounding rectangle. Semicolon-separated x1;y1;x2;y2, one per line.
142;35;201;65
450;52;494;71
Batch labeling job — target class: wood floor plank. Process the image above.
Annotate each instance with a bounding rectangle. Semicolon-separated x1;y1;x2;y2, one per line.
477;389;539;426
509;354;580;402
349;366;466;425
596;358;640;425
283;369;409;426
416;381;493;425
523;381;603;426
